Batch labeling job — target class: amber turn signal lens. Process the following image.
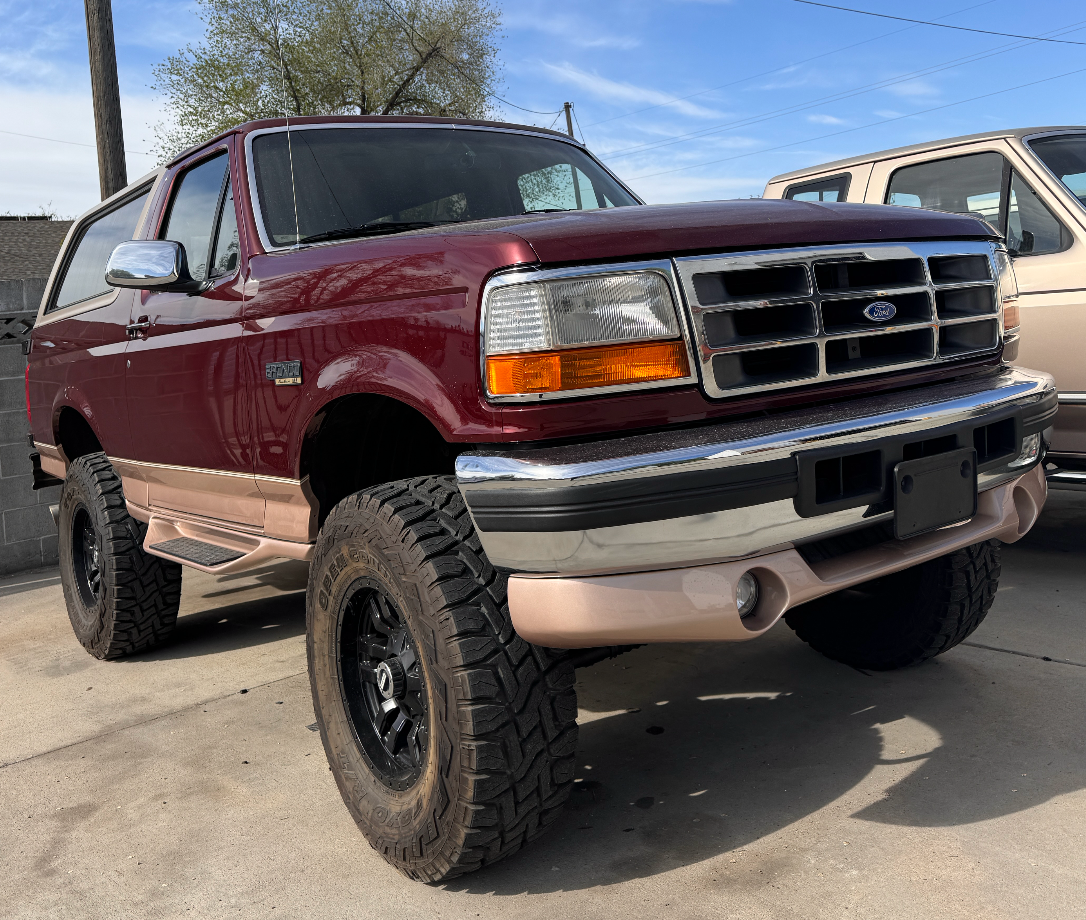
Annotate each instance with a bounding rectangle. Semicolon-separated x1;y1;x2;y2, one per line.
1003;302;1020;331
486;340;690;396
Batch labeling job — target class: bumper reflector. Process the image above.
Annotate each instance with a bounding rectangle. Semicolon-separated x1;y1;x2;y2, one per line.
486;340;690;396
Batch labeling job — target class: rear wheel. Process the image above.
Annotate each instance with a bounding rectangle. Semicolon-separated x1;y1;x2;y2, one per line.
307;476;578;881
784;540;1001;670
58;453;182;659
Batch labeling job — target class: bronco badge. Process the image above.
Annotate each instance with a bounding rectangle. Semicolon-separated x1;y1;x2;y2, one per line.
266;360;302;386
863;301;897;322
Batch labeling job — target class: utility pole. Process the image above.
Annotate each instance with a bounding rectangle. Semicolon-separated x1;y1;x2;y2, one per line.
563;102;575;139
84;0;127;200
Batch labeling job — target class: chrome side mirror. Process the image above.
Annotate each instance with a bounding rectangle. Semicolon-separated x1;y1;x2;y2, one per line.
105;240;204;293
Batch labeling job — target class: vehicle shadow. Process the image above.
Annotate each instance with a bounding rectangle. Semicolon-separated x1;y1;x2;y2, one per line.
442;492;1086;894
442;635;1085;894
126;562;310;662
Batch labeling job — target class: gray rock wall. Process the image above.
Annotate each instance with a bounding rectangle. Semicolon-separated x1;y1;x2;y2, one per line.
1;287;61;576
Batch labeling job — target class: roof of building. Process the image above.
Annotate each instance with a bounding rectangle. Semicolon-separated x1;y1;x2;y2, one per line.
767;126;1086;186
0;219;73;281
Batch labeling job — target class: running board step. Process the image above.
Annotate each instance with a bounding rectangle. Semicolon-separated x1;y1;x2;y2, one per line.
149;537;245;567
142;514;314;574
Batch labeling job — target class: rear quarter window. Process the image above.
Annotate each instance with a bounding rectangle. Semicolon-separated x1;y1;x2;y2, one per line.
785;173;851;202
50;189;151;312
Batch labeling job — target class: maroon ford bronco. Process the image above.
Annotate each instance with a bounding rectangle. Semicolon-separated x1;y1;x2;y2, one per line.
27;115;1055;881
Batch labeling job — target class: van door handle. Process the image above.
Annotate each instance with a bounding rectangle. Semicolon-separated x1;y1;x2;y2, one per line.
126;316;152;338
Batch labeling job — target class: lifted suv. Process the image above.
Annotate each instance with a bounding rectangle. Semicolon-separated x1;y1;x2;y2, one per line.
28;115;1054;881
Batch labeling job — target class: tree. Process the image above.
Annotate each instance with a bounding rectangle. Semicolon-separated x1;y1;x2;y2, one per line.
151;0;502;160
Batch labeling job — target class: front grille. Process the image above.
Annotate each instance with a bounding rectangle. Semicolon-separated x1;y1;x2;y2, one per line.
675;242;1002;400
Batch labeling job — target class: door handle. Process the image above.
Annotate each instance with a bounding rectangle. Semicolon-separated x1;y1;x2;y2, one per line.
126;316;151;338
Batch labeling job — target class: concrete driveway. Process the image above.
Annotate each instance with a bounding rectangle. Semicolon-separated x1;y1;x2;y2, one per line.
3;492;1085;919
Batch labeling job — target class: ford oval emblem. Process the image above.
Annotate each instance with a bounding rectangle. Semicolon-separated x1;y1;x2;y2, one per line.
863;301;897;322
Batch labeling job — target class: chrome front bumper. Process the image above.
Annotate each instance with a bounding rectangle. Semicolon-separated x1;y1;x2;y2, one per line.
456;367;1056;576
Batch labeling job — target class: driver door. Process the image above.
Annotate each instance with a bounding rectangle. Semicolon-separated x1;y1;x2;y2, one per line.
122;143;259;527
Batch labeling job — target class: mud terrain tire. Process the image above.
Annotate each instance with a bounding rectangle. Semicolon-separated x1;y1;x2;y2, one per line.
58;453;183;659
784;540;1001;670
307;476;578;882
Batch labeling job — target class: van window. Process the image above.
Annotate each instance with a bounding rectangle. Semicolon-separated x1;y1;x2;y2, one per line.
50;190;150;312
1007;171;1066;255
886;152;1005;224
1028;133;1086;207
785;173;850;202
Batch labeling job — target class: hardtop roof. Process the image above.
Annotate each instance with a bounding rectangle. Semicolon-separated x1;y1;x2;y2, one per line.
767;126;1086;186
166;115;582;169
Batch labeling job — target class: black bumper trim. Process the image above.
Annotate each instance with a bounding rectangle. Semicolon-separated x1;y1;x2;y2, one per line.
466;458;798;532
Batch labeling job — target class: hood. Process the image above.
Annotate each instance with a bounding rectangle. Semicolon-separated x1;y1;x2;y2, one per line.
439;198;996;265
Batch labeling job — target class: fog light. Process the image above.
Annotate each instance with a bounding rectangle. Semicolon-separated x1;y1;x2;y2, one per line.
736;572;760;619
1009;432;1041;469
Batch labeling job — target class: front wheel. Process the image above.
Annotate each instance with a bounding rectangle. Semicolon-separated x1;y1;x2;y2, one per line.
784;540;1001;670
307;476;578;882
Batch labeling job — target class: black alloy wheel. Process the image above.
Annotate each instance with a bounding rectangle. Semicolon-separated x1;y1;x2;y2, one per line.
338;577;428;791
71;504;103;608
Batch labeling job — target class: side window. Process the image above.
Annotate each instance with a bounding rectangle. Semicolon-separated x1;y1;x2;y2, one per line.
1007;171;1066;255
785;173;851;202
50;190;150;312
160;151;231;282
885;152;1005;223
518;164;605;211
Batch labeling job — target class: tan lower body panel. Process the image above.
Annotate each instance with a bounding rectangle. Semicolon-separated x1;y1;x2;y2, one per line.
107;456;317;542
508;464;1046;648
35;442;66;480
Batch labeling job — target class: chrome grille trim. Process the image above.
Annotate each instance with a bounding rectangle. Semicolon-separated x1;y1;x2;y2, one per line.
674;241;1002;400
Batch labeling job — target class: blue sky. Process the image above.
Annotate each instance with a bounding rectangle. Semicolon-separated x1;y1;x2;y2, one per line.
2;0;1084;217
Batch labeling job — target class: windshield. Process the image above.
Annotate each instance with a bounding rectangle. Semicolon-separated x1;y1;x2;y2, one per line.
1028;133;1086;209
251;126;638;247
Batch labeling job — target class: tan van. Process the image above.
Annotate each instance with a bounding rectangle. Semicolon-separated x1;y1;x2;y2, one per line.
764;127;1086;487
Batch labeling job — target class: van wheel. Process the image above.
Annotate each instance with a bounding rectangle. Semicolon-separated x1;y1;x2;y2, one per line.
58;453;183;659
307;476;578;882
784;540;1001;670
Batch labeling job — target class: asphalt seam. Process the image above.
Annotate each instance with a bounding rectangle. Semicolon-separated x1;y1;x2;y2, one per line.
961;641;1086;668
0;668;308;771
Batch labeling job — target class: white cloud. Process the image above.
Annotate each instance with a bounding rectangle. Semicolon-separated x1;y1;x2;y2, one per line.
886;79;940;100
502;9;641;50
807;113;846;125
541;62;724;119
0;86;161;217
875;109;905;119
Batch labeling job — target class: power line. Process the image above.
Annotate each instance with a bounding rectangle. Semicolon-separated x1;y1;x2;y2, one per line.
791;0;1086;46
0;128;152;156
628;63;1086;181
601;18;1086;161
583;0;997;128
376;0;562;117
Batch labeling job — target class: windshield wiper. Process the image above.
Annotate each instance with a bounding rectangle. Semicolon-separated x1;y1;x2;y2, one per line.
297;221;441;244
522;208;578;214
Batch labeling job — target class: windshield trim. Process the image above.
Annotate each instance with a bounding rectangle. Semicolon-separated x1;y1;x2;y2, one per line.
1022;129;1086;217
243;122;643;254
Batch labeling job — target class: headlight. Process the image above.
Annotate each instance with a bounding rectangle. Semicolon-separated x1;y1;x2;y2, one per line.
994;248;1020;331
483;268;692;398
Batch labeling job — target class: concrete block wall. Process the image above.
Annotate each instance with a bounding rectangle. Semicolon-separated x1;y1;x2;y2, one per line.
1;291;61;576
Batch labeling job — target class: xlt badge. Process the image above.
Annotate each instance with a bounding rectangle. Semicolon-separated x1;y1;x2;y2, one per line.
266;360;302;386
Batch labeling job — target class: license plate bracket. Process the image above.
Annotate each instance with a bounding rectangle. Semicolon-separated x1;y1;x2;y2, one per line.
893;447;978;540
